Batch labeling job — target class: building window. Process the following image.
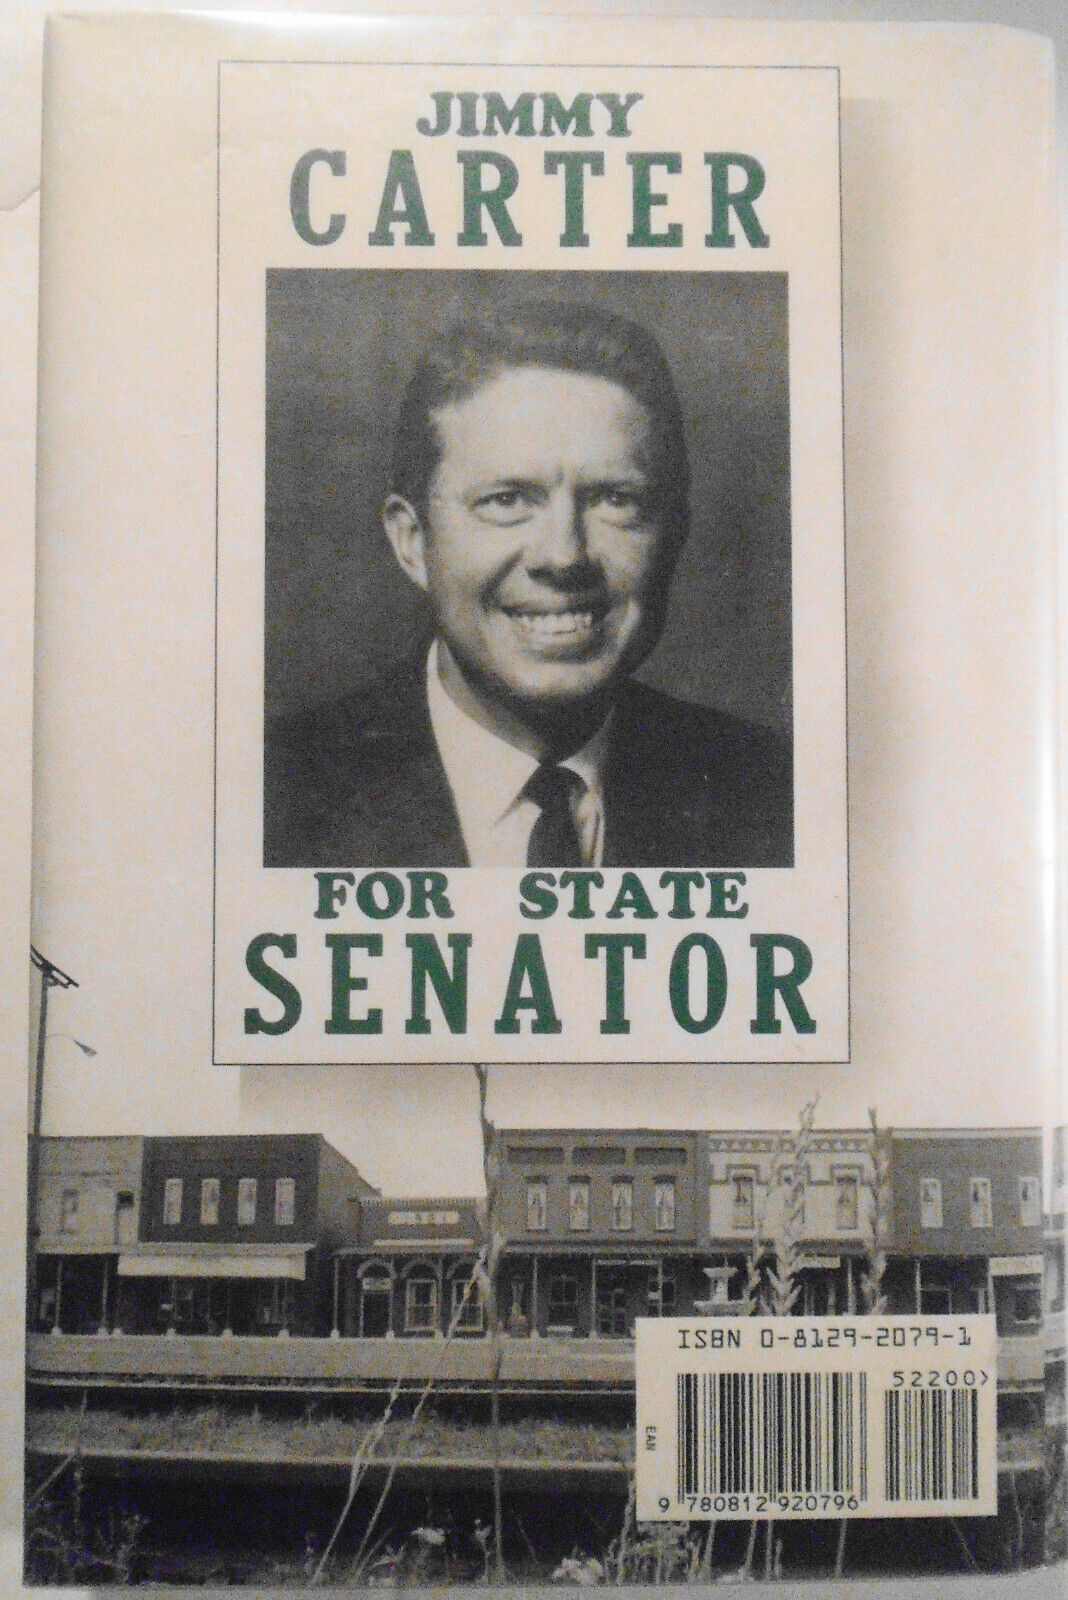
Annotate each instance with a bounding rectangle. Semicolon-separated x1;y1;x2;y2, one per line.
275;1177;296;1227
162;1178;183;1227
568;1179;590;1232
779;1167;805;1227
835;1174;859;1232
200;1178;219;1226
611;1179;633;1231
526;1179;548;1232
115;1192;136;1247
731;1173;756;1231
920;1285;951;1313
1019;1176;1041;1229
451;1276;483;1332
654;1179;676;1232
237;1177;257;1226
60;1189;80;1233
1013;1282;1042;1326
548;1274;578;1324
920;1178;943;1229
649;1274;678;1315
405;1276;438;1334
969;1177;992;1230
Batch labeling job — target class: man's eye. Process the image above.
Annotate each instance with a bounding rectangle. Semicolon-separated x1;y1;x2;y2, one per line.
594;487;646;519
473;487;531;522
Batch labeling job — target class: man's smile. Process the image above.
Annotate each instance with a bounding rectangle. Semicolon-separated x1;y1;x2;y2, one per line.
499;598;612;653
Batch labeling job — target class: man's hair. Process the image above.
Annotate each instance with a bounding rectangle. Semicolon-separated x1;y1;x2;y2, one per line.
389;298;690;533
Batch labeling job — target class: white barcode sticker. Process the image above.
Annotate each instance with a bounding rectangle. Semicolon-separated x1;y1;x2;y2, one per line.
636;1316;997;1519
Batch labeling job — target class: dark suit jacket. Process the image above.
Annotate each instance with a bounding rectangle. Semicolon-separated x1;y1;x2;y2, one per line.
263;663;793;869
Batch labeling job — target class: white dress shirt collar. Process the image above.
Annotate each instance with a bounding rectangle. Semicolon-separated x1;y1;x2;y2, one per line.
425;641;610;866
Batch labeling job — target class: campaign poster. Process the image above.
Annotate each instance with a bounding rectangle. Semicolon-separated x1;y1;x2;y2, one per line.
213;63;847;1064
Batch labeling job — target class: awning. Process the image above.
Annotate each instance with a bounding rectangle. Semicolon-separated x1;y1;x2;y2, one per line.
989;1255;1043;1277
117;1244;312;1281
336;1239;477;1256
37;1241;122;1257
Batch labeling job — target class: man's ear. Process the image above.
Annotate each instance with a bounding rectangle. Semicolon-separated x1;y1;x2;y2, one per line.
382;494;429;591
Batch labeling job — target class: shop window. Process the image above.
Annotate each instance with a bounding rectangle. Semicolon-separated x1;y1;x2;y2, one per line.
450;1276;483;1332
526;1179;548;1232
654;1179;676;1232
200;1178;219;1226
835;1174;859;1231
568;1178;589;1232
611;1178;633;1231
405;1275;438;1334
803;1274;836;1316
115;1192;136;1247
969;1177;992;1230
548;1275;578;1323
1013;1281;1042;1326
275;1177;296;1226
162;1178;183;1227
38;1285;57;1331
257;1279;295;1334
920;1178;943;1229
237;1177;257;1226
648;1274;678;1315
731;1173;755;1230
1019;1176;1041;1229
60;1189;80;1233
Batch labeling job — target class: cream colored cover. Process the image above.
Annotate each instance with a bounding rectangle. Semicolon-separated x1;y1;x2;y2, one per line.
27;10;1058;1590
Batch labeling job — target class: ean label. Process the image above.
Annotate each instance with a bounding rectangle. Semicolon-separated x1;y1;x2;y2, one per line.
636;1317;997;1520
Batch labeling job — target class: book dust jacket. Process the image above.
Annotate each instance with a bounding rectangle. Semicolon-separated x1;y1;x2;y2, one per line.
25;12;1061;1591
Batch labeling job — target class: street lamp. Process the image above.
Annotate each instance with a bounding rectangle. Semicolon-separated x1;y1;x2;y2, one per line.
27;947;80;1327
49;1034;97;1059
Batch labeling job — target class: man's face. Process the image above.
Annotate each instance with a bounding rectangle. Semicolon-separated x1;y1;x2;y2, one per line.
385;365;683;743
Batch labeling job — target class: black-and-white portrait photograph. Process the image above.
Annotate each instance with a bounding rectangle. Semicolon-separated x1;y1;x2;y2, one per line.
262;271;793;870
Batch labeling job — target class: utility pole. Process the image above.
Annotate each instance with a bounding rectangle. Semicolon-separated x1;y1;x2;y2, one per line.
27;947;78;1327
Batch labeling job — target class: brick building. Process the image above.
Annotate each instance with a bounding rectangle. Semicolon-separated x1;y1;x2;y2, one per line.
116;1134;375;1335
882;1128;1044;1390
492;1128;706;1336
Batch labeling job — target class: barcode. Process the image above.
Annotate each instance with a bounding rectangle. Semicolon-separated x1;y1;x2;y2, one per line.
676;1371;869;1500
884;1387;979;1502
638;1317;997;1520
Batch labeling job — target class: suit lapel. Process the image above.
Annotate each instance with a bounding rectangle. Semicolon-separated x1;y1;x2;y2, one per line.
316;660;470;868
602;687;662;867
